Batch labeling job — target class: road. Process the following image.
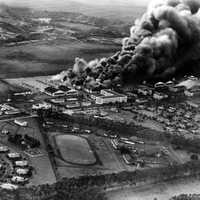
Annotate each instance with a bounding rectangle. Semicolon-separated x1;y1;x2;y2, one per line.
160;130;184;165
102;139;131;172
0;114;37;123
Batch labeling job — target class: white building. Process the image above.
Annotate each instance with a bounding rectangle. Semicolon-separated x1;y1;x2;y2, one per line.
153;92;168;100
32;102;51;110
14;119;28;127
137;86;153;96
91;89;127;105
186;101;199;108
44;87;65;97
184;90;194;97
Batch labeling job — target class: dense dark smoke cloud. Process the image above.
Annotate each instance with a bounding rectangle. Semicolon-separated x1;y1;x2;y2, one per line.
59;0;200;87
125;0;200;80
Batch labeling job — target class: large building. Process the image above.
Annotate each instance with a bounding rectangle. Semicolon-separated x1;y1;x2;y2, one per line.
91;89;127;105
44;87;65;97
153;92;168;100
137;85;153;96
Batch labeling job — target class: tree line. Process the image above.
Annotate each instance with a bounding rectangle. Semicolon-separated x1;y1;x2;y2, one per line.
1;160;200;200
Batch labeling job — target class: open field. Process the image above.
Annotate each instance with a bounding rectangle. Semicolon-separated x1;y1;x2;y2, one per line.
0;79;32;100
5;76;52;93
44;119;186;179
0;117;56;186
58;21;99;31
0;81;14;98
0;39;120;78
107;177;200;200
15;1;145;22
55;134;96;165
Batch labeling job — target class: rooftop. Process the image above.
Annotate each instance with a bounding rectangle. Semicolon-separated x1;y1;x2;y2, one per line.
102;89;127;97
92;89;127;99
58;85;70;92
45;86;58;94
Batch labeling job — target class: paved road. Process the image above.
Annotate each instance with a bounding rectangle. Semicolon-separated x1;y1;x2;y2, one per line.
0;114;37;123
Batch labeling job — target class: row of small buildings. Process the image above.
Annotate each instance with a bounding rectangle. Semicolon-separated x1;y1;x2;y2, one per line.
134;82;197;101
44;85;76;97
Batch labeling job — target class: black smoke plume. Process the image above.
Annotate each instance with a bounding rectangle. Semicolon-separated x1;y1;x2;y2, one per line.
58;0;200;87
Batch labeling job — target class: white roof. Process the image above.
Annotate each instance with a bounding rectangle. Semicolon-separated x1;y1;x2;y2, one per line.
16;168;29;175
166;81;173;85
15;160;28;166
177;79;198;89
67;89;78;94
54;90;65;94
8;153;21;158
14;119;27;123
11;176;26;182
0;183;18;190
0;146;8;151
155;82;164;85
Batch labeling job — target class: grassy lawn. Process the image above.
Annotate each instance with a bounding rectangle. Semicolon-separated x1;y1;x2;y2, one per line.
55;134;96;165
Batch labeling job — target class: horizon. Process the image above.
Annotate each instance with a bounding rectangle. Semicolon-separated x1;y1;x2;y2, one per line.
0;0;148;10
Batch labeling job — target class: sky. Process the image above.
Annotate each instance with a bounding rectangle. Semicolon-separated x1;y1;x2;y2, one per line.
0;0;149;6
73;0;149;6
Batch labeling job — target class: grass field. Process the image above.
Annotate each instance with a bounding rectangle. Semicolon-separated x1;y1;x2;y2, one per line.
107;177;200;200
55;134;96;165
47;126;176;179
0;39;120;78
59;21;99;31
0;79;29;100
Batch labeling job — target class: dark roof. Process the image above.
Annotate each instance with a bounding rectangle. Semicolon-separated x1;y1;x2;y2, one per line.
58;85;70;92
45;86;58;94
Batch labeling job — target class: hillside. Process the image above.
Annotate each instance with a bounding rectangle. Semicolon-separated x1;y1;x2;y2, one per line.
0;4;145;78
0;5;129;78
0;5;129;45
5;0;146;22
